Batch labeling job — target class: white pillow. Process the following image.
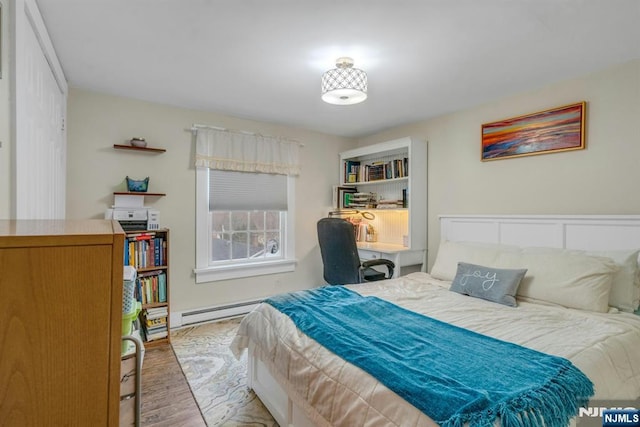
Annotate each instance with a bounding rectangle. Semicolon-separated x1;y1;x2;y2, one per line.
430;241;518;281
586;249;640;312
430;241;619;313
511;247;639;312
496;249;617;313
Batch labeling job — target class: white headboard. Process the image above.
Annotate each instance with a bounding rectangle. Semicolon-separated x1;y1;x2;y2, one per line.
439;215;640;251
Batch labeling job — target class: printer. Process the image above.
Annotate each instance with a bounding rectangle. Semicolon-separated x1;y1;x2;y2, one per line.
105;207;160;231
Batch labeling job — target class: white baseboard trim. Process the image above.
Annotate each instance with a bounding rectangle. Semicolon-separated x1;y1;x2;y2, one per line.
171;299;261;328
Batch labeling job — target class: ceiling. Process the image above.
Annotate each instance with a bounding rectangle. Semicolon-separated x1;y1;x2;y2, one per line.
35;0;640;138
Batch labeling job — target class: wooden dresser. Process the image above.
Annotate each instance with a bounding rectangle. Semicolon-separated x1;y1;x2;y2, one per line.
0;220;125;426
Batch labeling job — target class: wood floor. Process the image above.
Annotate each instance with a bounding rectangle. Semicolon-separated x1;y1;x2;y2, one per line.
140;344;206;426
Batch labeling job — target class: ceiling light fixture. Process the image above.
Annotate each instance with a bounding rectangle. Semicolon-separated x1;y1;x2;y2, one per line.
321;57;368;105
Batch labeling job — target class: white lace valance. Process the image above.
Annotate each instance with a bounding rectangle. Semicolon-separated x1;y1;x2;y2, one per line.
195;127;301;176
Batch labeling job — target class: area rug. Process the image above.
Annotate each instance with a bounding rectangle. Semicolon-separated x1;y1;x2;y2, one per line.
171;318;278;427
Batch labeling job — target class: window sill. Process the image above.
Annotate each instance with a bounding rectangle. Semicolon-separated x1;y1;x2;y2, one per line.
194;259;297;283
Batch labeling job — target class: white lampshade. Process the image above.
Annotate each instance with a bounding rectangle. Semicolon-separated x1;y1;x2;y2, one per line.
321;57;368;105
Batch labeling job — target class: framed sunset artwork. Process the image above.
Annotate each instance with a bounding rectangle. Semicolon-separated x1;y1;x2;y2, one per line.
481;102;586;161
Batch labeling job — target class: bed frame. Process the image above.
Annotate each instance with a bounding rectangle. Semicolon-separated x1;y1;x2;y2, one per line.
439;214;640;250
247;214;640;427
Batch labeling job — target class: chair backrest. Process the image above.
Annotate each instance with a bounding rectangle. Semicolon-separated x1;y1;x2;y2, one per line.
317;217;362;285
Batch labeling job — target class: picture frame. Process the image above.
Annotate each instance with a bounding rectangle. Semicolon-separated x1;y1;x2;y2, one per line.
481;101;586;161
333;186;357;209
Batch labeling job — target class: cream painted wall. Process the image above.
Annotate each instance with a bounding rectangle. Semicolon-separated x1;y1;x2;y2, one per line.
0;0;11;219
358;59;640;271
66;89;354;314
20;59;640;316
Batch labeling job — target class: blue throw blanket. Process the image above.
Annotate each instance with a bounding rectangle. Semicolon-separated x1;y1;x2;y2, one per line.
266;286;593;427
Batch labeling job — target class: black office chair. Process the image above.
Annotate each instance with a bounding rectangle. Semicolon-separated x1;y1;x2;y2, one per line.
317;217;395;285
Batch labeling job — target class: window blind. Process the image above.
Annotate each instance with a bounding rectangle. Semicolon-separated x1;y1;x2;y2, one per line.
209;169;287;211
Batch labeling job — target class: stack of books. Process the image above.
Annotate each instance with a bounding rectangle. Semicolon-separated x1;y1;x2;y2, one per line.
350;192;377;208
141;306;168;342
377;199;404;209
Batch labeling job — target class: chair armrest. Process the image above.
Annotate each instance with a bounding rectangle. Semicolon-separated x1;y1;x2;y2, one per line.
362;259;395;278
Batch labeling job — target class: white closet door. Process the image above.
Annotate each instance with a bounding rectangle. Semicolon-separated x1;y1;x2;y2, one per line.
14;0;68;219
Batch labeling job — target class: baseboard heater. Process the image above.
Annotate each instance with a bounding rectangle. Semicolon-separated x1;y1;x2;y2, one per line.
179;299;262;326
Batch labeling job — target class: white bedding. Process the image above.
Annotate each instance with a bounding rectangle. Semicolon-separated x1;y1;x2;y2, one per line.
231;272;640;426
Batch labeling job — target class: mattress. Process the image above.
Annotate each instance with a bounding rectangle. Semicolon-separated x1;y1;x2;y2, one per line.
231;272;640;426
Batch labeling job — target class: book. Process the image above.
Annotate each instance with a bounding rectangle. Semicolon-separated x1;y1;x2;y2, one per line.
368;164;385;181
123;240;129;265
154;237;161;265
144;307;168;320
145;324;167;334
145;330;168;341
146;306;168;314
144;313;167;322
158;273;167;303
126;232;156;241
145;317;167;327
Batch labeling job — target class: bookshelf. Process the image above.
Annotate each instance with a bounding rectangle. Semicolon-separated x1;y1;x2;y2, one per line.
338;137;427;276
124;228;170;347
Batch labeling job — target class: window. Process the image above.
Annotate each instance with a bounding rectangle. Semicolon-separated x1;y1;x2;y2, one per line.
193;126;300;283
211;211;284;261
195;168;296;282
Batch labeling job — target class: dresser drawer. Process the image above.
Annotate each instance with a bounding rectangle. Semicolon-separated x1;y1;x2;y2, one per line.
358;249;382;260
120;355;136;397
119;395;135;426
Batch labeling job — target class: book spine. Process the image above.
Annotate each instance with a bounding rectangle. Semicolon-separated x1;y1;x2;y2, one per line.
159;273;167;303
153;238;162;265
135;277;143;304
129;241;135;266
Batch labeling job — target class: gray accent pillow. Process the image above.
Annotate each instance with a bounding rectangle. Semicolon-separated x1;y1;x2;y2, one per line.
450;262;527;307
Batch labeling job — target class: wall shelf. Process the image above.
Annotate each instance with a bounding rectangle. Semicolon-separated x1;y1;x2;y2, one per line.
343;177;409;186
113;192;166;197
113;144;166;153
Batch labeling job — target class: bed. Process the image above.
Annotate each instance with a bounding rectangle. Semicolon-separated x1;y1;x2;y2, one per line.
231;215;640;426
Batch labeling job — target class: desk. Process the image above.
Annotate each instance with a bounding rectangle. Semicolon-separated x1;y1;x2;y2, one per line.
356;242;425;278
